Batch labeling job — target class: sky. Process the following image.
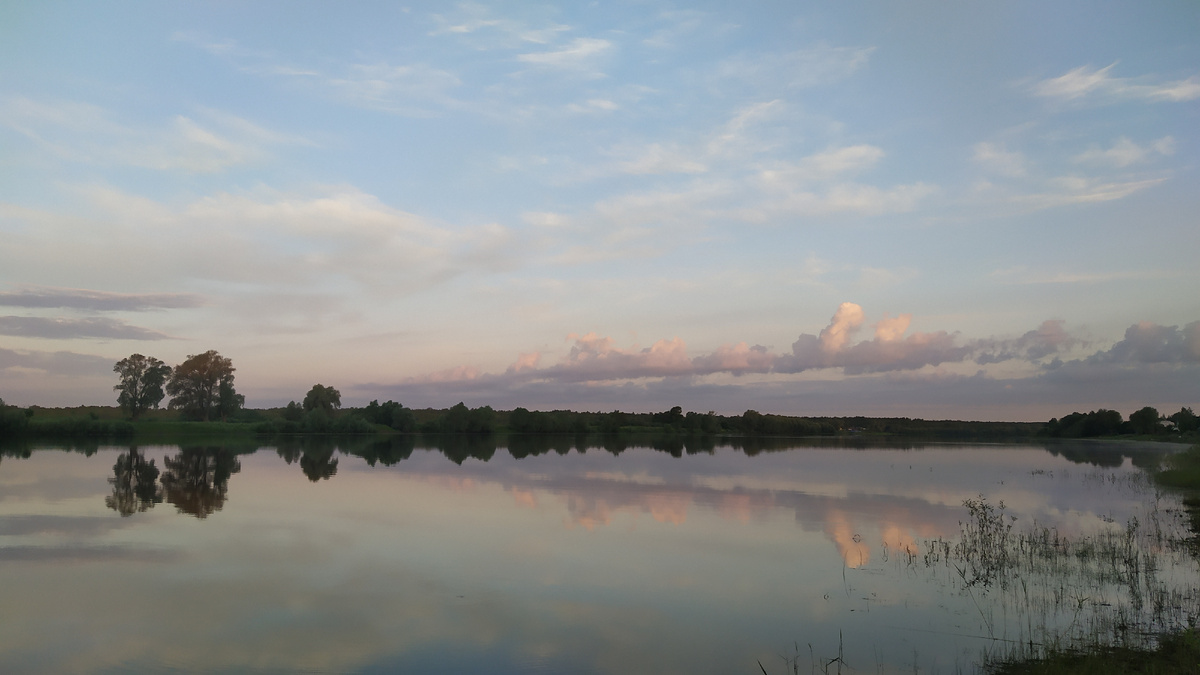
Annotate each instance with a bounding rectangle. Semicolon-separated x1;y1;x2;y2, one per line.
0;1;1197;420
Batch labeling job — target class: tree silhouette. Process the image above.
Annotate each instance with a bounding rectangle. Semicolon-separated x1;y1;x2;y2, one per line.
166;351;237;422
105;447;162;516
303;384;341;413
113;354;171;420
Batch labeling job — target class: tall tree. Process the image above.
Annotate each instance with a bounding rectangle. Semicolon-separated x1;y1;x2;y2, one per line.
302;384;341;413
113;354;171;420
1129;406;1161;435
166;350;237;422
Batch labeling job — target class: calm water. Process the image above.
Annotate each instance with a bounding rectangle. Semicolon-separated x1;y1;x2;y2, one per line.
0;438;1196;674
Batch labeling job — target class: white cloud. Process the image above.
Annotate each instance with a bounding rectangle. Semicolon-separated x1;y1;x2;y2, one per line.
1073;136;1175;167
0;97;305;173
428;3;570;46
619;144;708;175
177;33;462;116
0;185;520;332
716;45;874;89
972;142;1026;177
1033;64;1200;103
517;37;613;73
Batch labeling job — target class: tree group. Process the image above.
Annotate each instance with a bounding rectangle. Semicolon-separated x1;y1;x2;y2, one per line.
1044;406;1198;438
114;350;243;422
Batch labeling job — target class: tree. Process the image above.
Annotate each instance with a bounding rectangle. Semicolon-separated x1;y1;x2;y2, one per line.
113;354;171;420
302;384;341;413
216;378;244;422
166;350;237;422
1129;406;1161;435
1169;407;1198;433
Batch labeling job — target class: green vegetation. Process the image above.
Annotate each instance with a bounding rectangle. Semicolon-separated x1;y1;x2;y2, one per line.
986;629;1200;674
1156;444;1200;491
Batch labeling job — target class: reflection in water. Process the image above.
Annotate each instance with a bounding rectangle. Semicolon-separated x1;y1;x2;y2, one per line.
160;446;241;518
300;446;338;482
105;447;162;516
1;436;1195;673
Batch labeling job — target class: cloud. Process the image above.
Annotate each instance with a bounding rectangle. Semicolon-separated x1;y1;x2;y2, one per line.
0;97;304;173
325;63;463;114
778;303;967;375
1085;320;1200;366
758;145;885;185
619;144;708;175
1012;176;1163;210
2;185;517;307
1032;64;1200;103
974;320;1084;364
1073;136;1175;167
428;4;570;47
176;33;460;116
367;304;1106;395
716;45;874;89
691;343;774;376
972;142;1026;177
348;304;1200;422
0;347;114;377
0;316;173;340
0;286;204;312
517;37;613;75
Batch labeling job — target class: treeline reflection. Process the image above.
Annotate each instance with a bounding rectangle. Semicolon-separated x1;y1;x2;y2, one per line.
0;435;1175;520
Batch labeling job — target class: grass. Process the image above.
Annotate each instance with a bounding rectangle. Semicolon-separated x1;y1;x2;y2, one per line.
986;628;1200;674
1155;444;1200;490
978;445;1200;674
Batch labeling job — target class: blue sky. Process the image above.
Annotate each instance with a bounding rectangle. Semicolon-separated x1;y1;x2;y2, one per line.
1;1;1197;420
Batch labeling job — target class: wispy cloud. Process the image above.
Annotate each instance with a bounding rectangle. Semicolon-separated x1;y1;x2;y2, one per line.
0;97;306;173
175;33;461;116
0;185;520;331
1032;64;1200;103
0;316;173;340
0;347;116;377
428;3;570;46
715;44;874;89
517;37;613;75
1073;136;1175;167
0;286;204;311
972;142;1027;177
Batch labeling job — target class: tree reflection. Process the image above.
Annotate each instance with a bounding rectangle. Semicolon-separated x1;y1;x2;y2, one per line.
105;446;162;516
160;446;241;518
300;446;338;482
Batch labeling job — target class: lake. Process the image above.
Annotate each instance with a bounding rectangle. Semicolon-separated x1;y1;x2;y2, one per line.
1;437;1196;674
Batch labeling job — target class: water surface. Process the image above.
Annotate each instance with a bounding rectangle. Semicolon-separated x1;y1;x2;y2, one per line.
0;438;1194;673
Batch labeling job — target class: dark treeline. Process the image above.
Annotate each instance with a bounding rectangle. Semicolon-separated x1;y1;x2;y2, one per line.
251;398;1043;439
4;369;1195;443
1042;406;1198;438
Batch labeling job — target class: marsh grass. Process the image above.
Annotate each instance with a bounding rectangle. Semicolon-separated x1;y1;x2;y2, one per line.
898;494;1200;671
